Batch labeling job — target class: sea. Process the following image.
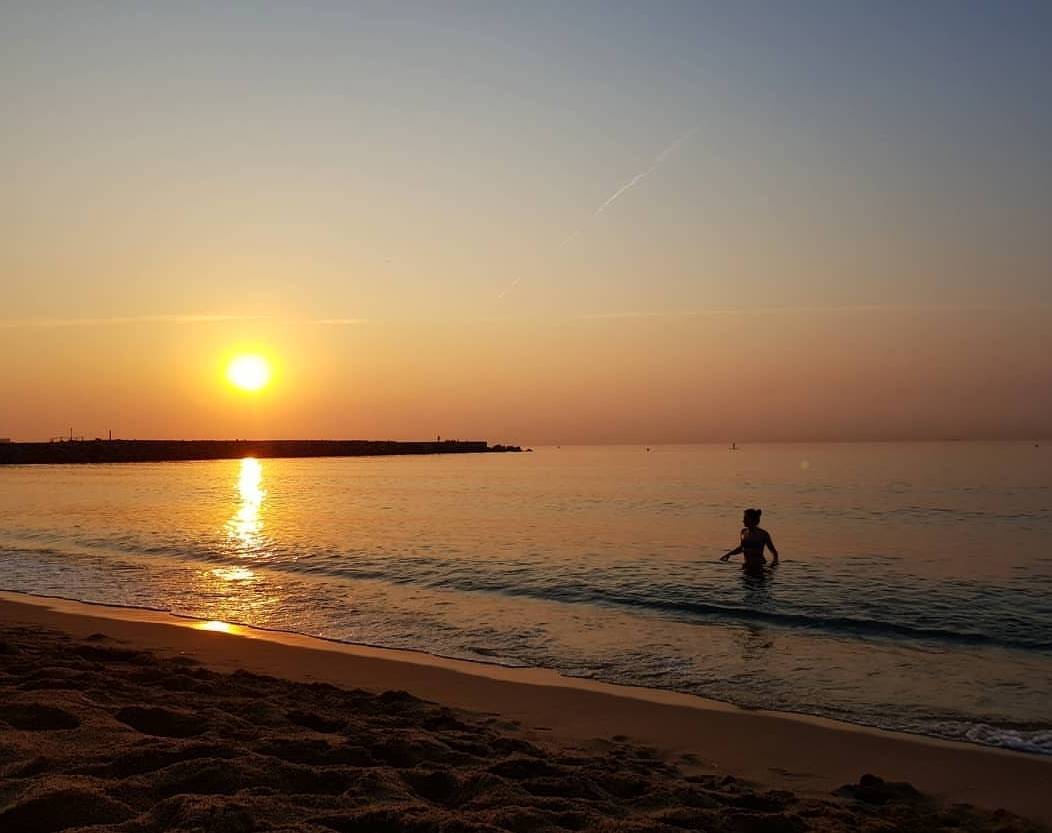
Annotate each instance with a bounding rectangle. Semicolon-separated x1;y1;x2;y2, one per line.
1;443;1050;755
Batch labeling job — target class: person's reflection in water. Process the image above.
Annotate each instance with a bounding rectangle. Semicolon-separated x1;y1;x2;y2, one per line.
739;566;777;625
720;508;779;575
740;567;773;596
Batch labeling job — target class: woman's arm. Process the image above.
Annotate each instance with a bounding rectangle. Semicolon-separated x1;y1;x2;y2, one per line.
765;532;779;564
720;544;743;562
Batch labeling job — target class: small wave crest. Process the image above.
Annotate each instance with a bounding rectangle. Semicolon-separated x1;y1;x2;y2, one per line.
4;534;1051;653
575;591;1052;652
931;721;1052;756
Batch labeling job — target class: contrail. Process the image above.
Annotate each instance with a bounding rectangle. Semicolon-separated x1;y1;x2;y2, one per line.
591;126;698;218
498;127;698;300
496;278;519;300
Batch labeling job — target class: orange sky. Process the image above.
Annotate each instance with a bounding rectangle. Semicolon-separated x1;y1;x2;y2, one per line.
2;306;1049;444
3;5;1051;443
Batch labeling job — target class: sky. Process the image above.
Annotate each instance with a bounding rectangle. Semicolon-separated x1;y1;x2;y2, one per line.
3;1;1051;443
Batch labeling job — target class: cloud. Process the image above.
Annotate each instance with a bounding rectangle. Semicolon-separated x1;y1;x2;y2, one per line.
575;304;1035;321
0;314;262;329
0;314;381;328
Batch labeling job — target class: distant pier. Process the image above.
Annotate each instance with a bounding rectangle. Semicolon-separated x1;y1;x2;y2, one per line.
0;439;521;465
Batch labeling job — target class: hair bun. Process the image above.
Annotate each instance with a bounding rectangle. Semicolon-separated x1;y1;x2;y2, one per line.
754;508;762;517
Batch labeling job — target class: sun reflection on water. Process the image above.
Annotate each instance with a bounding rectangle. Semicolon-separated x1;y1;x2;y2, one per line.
227;457;266;554
202;457;281;624
194;620;243;634
211;566;256;582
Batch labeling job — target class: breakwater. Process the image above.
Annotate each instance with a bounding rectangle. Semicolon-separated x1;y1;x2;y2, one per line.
0;439;520;465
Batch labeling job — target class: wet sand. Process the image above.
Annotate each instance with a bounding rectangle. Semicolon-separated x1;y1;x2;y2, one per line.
0;592;1048;832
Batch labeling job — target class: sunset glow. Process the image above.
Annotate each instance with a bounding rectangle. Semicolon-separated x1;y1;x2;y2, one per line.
226;355;271;392
1;4;1049;444
2;6;1052;826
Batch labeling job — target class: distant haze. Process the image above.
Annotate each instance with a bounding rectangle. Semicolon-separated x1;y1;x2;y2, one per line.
3;3;1050;443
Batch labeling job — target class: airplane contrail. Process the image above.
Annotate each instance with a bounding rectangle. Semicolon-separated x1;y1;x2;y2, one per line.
496;278;520;300
497;127;698;300
591;126;698;218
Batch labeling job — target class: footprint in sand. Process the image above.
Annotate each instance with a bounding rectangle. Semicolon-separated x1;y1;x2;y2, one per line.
115;706;204;738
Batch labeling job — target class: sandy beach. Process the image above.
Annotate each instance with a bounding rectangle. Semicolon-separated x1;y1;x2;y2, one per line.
0;592;1048;832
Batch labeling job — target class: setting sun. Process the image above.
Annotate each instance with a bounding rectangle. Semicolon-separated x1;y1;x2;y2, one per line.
226;354;271;392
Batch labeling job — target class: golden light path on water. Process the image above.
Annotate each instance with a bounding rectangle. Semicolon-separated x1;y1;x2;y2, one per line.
227;457;266;554
194;457;285;627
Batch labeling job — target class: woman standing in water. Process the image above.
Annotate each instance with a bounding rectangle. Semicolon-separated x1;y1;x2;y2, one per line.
720;508;779;571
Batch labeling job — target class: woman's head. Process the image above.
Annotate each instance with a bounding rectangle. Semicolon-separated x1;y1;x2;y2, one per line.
743;508;762;527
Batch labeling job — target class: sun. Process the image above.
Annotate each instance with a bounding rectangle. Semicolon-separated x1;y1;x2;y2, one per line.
226;354;271;392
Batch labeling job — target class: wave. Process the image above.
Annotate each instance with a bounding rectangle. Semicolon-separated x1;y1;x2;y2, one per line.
537;588;1052;652
3;537;1051;653
958;724;1052;756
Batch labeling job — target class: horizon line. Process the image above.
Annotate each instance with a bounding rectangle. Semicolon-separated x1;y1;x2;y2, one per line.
2;436;1045;445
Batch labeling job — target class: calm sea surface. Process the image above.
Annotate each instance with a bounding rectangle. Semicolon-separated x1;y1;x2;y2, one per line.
1;443;1050;753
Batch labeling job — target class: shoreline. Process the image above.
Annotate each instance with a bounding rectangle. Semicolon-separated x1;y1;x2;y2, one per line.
2;590;1050;825
6;589;1045;755
7;588;1047;756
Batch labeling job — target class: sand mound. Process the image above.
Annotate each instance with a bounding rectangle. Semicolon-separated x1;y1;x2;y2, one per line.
0;624;1045;833
0;780;132;833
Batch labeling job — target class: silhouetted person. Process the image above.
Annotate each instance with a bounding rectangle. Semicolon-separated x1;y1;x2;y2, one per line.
720;508;778;572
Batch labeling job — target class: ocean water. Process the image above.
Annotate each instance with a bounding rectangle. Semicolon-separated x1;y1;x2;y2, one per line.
1;443;1050;754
